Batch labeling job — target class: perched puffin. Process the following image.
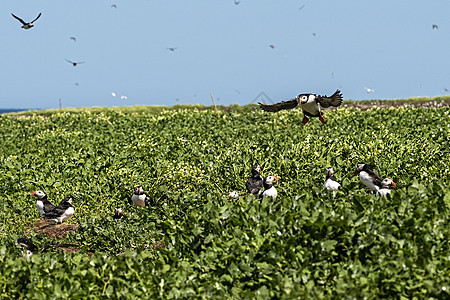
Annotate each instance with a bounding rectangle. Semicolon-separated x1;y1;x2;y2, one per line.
42;197;75;223
227;191;239;200
32;190;56;218
324;167;341;191
355;163;383;192
113;207;123;220
258;89;343;124
17;237;38;257
131;186;150;207
246;164;263;196
376;178;396;197
260;176;279;201
11;13;41;29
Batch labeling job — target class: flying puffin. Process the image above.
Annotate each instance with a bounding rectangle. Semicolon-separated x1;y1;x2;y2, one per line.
354;163;383;192
376;178;396;197
66;60;85;67
258;89;343;124
324;167;341;191
32;190;56;218
131;186;150;207
41;197;75;223
246;164;263;195
227;191;239;200
11;12;41;29
260;176;279;201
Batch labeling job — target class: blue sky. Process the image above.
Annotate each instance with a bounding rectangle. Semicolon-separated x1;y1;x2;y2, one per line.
1;0;449;109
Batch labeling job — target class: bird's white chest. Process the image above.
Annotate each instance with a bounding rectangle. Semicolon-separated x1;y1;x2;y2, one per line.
54;207;74;223
262;187;277;200
324;179;341;191
132;194;146;207
36;201;45;216
300;100;320;115
359;171;379;191
376;188;391;197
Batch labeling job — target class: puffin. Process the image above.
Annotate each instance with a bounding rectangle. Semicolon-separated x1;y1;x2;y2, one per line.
260;176;279;201
113;207;123;220
42;197;75;223
227;191;239;200
18;237;78;257
258;89;343;124
131;186;150;207
354;163;383;192
11;12;41;29
324;167;341;191
32;190;56;218
376;178;396;197
17;237;38;257
246;164;263;196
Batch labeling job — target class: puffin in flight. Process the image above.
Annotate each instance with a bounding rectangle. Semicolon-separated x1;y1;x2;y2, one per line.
323;167;341;191
246;164;263;196
11;13;41;29
354;163;383;192
259;89;343;124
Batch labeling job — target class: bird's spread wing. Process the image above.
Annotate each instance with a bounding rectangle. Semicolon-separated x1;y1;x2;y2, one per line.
258;98;298;112
11;14;26;25
31;13;42;23
66;59;74;64
316;90;343;108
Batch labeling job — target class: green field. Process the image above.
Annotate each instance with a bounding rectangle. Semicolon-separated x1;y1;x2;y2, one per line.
0;104;449;298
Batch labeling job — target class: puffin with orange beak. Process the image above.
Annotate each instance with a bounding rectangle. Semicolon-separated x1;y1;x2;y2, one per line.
258;90;343;124
376;178;396;197
260;176;279;200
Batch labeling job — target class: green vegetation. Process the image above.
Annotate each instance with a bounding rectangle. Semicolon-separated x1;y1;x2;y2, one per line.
0;105;449;298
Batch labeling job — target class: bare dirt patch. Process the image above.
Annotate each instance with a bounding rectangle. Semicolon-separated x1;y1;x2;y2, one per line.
30;220;79;238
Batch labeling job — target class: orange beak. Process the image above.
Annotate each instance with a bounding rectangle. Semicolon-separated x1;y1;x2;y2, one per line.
391;181;396;187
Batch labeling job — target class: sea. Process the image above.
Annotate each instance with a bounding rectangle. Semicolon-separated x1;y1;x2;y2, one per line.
0;108;35;114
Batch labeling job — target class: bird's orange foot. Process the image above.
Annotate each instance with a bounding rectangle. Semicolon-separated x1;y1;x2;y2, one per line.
319;115;326;123
302;116;309;124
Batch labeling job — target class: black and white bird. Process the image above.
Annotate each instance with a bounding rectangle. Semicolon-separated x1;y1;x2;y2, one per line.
113;207;123;220
376;178;396;197
17;237;38;257
42;197;75;223
66;60;85;67
32;190;56;218
11;13;41;29
131;186;150;207
259;90;343;124
324;167;341;191
18;237;78;257
227;191;239;200
246;164;263;196
260;176;279;201
354;163;383;192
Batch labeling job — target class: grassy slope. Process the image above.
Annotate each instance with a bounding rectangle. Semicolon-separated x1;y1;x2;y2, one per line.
0;104;449;298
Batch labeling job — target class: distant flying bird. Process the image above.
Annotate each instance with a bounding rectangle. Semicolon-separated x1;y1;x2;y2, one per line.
259;90;343;124
11;12;41;29
432;24;439;30
70;36;77;42
66;60;85;67
121;95;127;100
166;47;177;51
111;92;116;97
269;44;275;49
312;33;316;37
234;0;240;5
444;88;449;92
111;4;117;8
364;87;375;93
299;4;305;10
